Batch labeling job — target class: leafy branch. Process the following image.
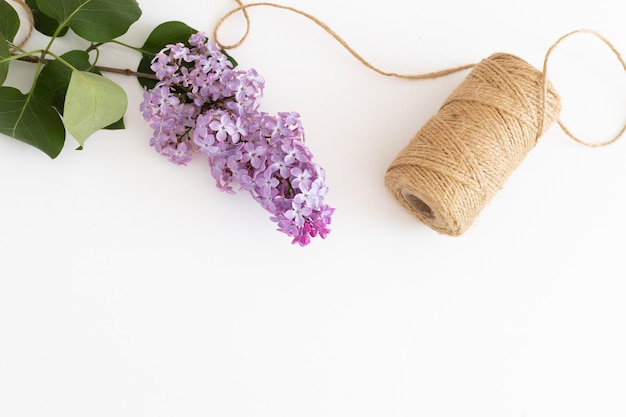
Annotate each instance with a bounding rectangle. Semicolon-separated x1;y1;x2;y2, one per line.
0;0;334;246
0;0;201;158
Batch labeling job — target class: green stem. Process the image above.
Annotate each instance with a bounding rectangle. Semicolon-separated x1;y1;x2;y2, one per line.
43;25;63;62
45;51;80;71
86;42;103;53
44;4;86;54
87;39;151;55
109;39;151;55
12;58;44;137
89;47;100;71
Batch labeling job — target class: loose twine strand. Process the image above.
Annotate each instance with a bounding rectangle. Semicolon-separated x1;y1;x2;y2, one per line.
541;28;626;147
7;0;34;50
214;1;475;80
215;2;626;149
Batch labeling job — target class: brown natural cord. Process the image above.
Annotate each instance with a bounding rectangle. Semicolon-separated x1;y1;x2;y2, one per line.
7;0;34;49
214;1;475;80
214;2;626;236
542;29;626;148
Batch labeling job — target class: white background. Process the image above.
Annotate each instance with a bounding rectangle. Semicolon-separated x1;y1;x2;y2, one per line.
1;0;625;416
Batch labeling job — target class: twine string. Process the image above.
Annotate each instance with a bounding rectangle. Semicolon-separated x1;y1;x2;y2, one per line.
541;28;626;147
7;0;34;49
213;1;475;80
215;2;626;149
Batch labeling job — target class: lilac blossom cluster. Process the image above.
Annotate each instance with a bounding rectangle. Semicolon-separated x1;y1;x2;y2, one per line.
140;32;334;246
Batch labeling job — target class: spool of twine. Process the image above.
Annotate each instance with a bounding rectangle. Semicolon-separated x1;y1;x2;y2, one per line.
384;53;562;236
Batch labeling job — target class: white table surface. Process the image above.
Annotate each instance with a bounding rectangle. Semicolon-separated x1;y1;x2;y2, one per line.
1;1;625;416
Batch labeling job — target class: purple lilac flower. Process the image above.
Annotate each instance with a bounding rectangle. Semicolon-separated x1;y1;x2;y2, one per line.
140;32;334;246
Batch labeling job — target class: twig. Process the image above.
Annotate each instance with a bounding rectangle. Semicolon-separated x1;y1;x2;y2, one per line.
15;55;158;80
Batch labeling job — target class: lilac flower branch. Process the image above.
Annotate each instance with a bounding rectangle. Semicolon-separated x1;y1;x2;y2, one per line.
0;0;334;245
140;32;334;246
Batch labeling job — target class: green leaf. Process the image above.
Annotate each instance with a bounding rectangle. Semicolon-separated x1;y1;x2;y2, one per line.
104;117;124;130
0;32;10;84
25;0;69;37
34;50;93;111
34;50;125;130
63;71;127;145
0;0;20;42
136;21;197;89
224;50;238;69
0;86;65;158
36;0;141;42
140;21;197;57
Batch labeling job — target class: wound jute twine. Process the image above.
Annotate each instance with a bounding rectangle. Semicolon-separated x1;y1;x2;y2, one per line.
215;2;626;236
